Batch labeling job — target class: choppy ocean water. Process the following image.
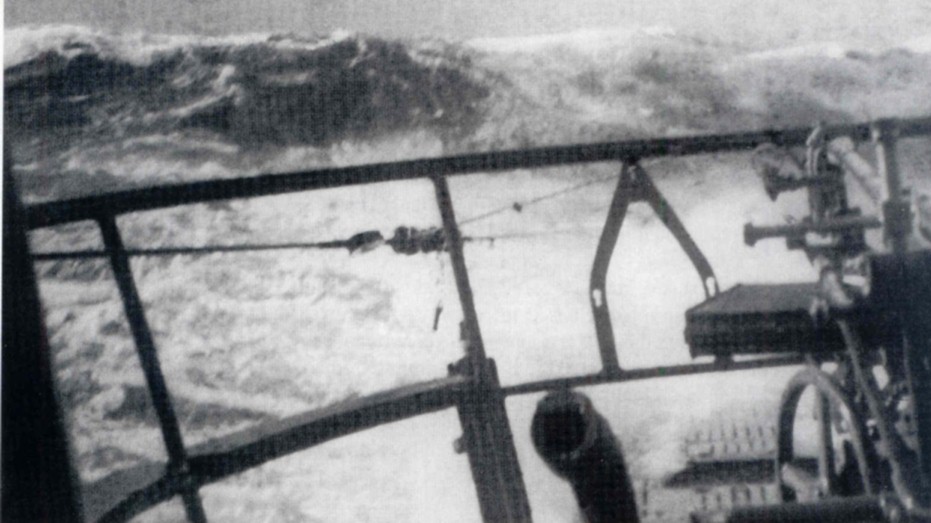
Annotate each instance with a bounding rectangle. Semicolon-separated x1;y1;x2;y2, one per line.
6;19;931;521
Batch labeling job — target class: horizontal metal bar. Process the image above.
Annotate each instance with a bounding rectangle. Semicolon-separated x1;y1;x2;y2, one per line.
500;354;806;396
87;355;810;522
25;117;931;230
744;215;883;246
88;376;467;522
187;376;466;480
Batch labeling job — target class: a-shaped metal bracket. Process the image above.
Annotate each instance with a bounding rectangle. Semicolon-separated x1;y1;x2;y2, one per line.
590;162;719;375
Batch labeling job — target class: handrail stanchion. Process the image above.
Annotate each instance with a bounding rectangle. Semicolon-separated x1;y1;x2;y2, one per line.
590;163;633;375
431;175;486;363
431;174;533;523
873;120;931;496
3;146;84;522
97;215;208;523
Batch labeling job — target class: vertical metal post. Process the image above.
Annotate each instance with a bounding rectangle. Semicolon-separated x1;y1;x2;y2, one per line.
899;252;931;493
431;175;486;363
3;146;84;523
590;164;633;375
873;121;931;491
97;216;208;523
904;264;931;494
432;174;533;523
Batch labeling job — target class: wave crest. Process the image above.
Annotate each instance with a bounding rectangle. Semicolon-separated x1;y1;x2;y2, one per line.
6;25;931;201
6;28;490;150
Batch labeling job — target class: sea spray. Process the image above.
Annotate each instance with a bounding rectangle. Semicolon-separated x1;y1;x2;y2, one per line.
9;23;931;522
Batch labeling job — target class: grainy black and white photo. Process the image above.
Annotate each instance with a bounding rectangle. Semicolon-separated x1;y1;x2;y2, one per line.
4;1;931;522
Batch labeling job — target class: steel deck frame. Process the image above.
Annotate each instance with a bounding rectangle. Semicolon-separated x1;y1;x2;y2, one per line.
19;116;931;522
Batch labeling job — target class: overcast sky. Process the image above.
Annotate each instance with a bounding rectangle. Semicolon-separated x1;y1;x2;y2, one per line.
7;0;931;46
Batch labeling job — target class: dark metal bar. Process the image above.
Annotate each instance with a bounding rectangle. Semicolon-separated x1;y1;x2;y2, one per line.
178;483;207;522
431;174;533;523
187;377;466;481
501;354;806;396
903;274;931;498
90;377;467;522
897;256;931;497
97;476;177;523
3;144;84;522
432;174;486;362
868;250;931;498
744;215;883;246
589;165;632;374
453;362;533;523
25;116;931;230
87;355;809;522
874;121;931;493
19;115;931;522
97;216;207;523
97;216;190;463
634;164;718;296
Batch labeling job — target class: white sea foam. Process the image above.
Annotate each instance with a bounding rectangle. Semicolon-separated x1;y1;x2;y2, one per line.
13;20;931;522
4;24;354;69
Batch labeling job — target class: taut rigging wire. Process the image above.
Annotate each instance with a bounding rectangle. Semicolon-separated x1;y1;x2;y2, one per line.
31;172;619;261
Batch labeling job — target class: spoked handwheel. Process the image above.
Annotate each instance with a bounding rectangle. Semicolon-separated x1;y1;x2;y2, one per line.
776;367;880;502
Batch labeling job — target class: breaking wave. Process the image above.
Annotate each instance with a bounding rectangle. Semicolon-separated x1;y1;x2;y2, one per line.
6;24;931;202
9;22;931;522
6;26;488;157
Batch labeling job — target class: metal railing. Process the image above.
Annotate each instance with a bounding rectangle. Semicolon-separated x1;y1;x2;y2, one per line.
22;116;931;522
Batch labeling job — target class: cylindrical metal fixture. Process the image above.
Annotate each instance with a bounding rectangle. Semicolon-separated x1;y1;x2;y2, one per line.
531;390;639;523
